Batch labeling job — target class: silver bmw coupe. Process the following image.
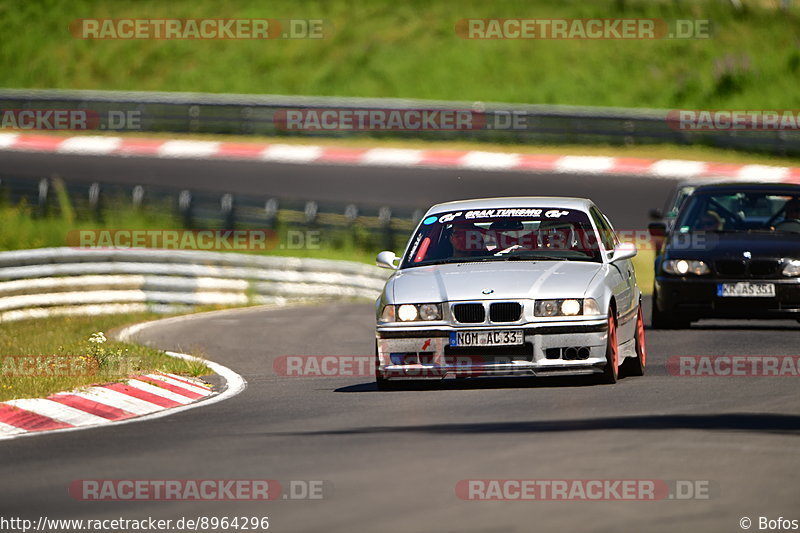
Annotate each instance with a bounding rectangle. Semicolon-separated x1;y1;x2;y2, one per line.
374;197;647;388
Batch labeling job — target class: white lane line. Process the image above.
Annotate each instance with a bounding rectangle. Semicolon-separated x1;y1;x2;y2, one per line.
146;373;212;395
157;140;221;158
260;144;322;162
0;422;26;436
67;387;164;415
648;159;707;178
0;133;20;148
555;156;616;174
5;398;108;427
737;165;790;182
361;148;423;166
127;379;195;404
57;136;122;155
460;151;521;169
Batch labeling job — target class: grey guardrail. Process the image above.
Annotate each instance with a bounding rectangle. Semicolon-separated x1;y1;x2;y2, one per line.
1;88;797;155
0;247;389;322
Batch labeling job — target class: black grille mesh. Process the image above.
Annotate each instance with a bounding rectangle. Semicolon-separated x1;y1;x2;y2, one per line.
453;303;485;323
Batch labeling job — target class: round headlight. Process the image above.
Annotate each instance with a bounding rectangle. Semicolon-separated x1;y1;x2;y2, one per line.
675;260;689;275
397;304;418;321
561;299;581;316
539;300;559;317
418;303;441;321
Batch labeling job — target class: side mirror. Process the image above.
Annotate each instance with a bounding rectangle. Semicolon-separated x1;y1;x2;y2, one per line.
610;242;637;263
376;251;399;270
649;208;664;220
648;222;667;238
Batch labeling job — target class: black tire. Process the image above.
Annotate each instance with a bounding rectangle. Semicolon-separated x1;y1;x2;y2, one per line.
620;304;647;377
651;288;690;329
600;310;619;384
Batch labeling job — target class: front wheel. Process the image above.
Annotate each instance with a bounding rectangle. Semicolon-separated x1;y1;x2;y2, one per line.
621;304;647;377
600;310;619;384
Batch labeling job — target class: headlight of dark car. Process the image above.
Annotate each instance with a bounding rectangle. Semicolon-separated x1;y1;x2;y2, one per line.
782;260;800;277
663;259;710;276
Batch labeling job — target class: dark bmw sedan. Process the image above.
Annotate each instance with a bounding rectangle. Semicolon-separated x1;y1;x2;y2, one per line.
652;182;800;329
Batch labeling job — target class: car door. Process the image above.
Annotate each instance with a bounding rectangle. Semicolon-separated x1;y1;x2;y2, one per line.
591;207;636;340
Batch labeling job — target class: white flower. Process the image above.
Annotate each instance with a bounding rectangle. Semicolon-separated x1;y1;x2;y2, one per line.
89;332;107;344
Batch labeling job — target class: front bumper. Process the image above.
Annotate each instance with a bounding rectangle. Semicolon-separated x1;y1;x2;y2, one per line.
375;319;608;380
655;277;800;320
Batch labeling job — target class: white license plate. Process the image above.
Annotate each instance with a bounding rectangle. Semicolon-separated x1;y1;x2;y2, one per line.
450;330;524;347
717;282;776;297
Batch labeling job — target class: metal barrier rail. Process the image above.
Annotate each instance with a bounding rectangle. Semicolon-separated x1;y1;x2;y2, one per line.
0;247;389;322
1;88;797;155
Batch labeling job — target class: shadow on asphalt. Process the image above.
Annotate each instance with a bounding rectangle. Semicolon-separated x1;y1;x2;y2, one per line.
335;374;631;393
270;413;800;437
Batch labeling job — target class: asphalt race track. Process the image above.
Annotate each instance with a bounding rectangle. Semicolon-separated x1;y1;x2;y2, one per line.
0;150;674;230
2;152;799;533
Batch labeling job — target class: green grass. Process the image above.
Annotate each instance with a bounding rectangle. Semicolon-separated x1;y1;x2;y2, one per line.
1;0;799;109
0;313;212;402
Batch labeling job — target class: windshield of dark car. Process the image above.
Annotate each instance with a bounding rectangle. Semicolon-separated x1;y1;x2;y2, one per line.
400;207;603;268
675;191;800;233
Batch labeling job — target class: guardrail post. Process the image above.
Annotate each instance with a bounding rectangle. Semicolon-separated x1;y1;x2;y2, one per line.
132;185;144;210
221;193;235;228
37;178;49;217
178;190;193;227
264;198;279;229
379;206;393;251
88;182;103;221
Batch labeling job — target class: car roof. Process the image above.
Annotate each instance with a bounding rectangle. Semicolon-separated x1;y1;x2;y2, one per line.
690;182;800;194
425;196;595;215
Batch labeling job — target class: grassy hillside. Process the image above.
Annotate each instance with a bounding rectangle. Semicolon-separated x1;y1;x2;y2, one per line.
1;0;799;108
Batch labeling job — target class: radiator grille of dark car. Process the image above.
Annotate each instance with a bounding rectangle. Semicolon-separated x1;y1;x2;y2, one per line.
715;259;780;278
452;303;485;323
489;302;522;322
715;260;746;277
749;260;779;277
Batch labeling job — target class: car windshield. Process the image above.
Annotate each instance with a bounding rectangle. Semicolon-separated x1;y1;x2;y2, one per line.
675;191;800;233
400;207;603;268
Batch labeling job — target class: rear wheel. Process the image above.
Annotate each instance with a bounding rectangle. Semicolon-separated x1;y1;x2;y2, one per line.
651;288;690;329
600;310;619;384
621;304;647;377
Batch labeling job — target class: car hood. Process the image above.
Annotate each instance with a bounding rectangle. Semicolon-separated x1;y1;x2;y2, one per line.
388;261;603;303
665;231;800;260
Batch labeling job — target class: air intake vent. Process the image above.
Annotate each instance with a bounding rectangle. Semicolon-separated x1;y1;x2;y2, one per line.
489;302;522;322
453;303;485;323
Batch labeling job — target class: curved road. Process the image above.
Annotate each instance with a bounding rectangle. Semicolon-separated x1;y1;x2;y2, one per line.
1;152;799;532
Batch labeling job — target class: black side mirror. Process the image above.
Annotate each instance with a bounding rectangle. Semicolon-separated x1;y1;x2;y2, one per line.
648;222;667;237
649;208;664;220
